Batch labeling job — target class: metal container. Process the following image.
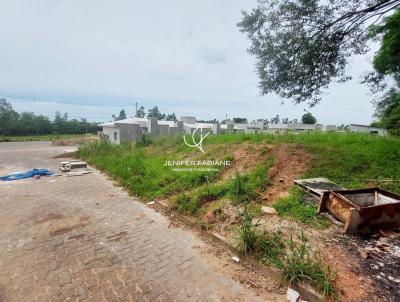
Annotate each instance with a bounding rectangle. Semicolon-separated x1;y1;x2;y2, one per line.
318;188;400;234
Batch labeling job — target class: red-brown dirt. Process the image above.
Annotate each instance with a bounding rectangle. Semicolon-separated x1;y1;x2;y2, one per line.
262;143;310;204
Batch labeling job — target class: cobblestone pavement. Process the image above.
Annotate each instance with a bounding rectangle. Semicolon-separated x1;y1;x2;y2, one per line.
0;142;285;302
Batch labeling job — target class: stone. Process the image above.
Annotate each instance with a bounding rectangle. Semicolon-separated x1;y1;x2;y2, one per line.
261;206;277;215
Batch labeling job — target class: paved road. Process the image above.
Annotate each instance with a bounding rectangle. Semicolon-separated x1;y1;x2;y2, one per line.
0;142;284;302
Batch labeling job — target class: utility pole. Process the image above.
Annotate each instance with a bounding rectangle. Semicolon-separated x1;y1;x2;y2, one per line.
135;102;138;117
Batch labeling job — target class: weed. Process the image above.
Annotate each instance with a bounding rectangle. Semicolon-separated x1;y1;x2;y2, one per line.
281;232;336;298
237;205;258;255
136;134;152;147
230;172;253;204
258;231;285;267
193;182;228;204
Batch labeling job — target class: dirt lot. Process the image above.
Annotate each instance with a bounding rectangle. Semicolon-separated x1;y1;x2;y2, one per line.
0;142;285;302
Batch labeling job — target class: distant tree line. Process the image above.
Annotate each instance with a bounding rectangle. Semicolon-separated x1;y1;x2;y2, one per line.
0;99;100;136
113;105;178;122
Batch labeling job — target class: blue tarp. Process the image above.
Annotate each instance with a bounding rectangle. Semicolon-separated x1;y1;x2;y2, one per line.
0;169;53;181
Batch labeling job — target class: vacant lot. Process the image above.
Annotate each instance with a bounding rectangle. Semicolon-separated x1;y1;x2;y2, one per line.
78;132;400;301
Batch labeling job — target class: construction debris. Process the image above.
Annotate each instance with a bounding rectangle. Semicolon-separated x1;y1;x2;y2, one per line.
231;256;240;263
59;160;92;177
295;177;344;196
65;170;92;177
59;160;87;172
286;288;306;302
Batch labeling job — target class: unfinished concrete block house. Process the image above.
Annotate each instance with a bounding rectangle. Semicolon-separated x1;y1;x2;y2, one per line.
99;116;387;145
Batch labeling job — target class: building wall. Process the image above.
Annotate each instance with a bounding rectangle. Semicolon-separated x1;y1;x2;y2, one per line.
181;116;196;124
158;124;169;135
351;125;387;135
117;123;140;143
103;126;120;144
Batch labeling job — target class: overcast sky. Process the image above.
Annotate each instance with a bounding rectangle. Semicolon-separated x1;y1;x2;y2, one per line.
0;0;378;124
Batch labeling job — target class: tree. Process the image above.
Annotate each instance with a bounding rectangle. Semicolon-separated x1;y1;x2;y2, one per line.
374;89;400;134
238;0;400;106
118;109;127;120
368;9;400;134
233;117;248;124
148;106;166;120
197;118;219;123
302;112;317;124
271;115;280;124
166;113;177;122
135;106;146;118
113;109;127;121
0;98;19;135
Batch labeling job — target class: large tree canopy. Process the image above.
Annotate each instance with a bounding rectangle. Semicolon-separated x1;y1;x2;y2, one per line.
367;9;400;134
238;0;400;106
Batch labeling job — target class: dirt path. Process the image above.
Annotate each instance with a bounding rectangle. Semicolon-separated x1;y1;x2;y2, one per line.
262;143;310;204
0;142;285;302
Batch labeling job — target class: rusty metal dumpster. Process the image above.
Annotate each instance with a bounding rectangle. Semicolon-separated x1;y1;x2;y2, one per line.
318;188;400;234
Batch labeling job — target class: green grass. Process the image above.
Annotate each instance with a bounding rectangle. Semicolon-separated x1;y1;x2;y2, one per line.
78;139;220;200
0;133;90;142
208;132;400;193
78;132;400;217
273;188;331;229
172;193;200;215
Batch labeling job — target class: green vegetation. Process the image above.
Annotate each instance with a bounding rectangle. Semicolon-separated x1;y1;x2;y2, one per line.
236;211;336;298
274;188;330;229
78;131;400;209
237;206;258;255
172;194;199;215
278;233;336;298
0;133;90;142
368;9;400;135
78;139;220;200
0;99;99;137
